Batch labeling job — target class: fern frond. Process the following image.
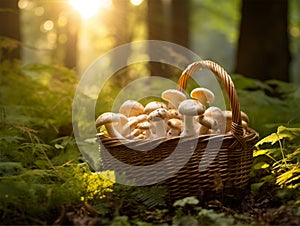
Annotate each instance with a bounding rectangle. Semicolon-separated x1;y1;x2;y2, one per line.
133;186;167;208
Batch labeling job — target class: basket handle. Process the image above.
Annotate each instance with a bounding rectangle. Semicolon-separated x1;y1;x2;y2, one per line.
177;60;245;147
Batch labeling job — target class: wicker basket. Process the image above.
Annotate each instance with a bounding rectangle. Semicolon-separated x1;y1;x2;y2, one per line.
97;60;259;202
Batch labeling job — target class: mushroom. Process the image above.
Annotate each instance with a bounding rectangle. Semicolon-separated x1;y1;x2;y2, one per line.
134;134;147;139
190;87;215;106
137;121;151;138
127;128;143;139
223;110;249;133
203;106;226;134
178;99;206;137
114;113;129;133
167;118;183;138
167;108;182;120
147;108;169;138
122;114;147;138
144;101;167;114
119;100;144;117
161;89;187;109
197;114;218;135
95;112;125;139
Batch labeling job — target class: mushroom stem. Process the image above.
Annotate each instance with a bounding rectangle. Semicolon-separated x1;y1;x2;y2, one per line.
199;124;210;135
105;123;125;139
147;108;168;139
181;115;198;137
178;99;206;137
150;119;167;138
96;112;126;139
198;115;217;129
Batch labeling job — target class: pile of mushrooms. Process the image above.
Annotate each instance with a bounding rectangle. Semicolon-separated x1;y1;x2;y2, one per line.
96;87;249;140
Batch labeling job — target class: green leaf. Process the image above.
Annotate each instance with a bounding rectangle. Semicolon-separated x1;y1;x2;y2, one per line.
278;126;300;138
256;133;280;146
253;149;270;157
261;175;275;183
253;162;270;170
256;126;299;146
54;144;64;149
276;166;300;187
251;182;265;193
0;162;23;176
173;196;199;207
133;186;167;208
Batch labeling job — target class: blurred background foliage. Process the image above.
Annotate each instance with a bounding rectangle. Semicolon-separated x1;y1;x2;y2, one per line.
1;0;300;224
0;0;299;80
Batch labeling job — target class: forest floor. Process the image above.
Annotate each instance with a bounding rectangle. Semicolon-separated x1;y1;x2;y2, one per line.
52;184;300;225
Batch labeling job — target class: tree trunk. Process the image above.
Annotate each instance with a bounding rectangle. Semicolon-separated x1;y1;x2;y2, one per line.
0;0;21;62
147;0;190;77
64;12;79;69
235;0;290;81
147;0;167;41
171;0;189;48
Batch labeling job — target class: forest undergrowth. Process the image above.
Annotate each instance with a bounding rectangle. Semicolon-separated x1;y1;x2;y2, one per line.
0;60;300;225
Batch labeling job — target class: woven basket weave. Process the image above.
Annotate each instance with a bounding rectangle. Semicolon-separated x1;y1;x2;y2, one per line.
98;60;259;202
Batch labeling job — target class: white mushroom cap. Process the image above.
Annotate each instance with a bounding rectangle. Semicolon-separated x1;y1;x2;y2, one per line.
119;100;144;117
190;87;215;105
204;106;226;133
147;108;169;121
223;110;249;124
144;101;167;114
178;99;206;116
96;112;114;129
95;112;125;139
129;114;148;126
167;109;182;119
113;113;129;131
137;121;151;130
161;89;187;109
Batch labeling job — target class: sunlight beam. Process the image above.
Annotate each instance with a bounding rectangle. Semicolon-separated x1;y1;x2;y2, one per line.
69;0;112;20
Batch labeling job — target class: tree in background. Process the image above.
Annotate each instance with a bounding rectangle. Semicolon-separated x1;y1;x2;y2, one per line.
235;0;290;82
171;0;189;47
63;8;80;69
52;1;80;69
147;0;190;77
0;0;21;62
